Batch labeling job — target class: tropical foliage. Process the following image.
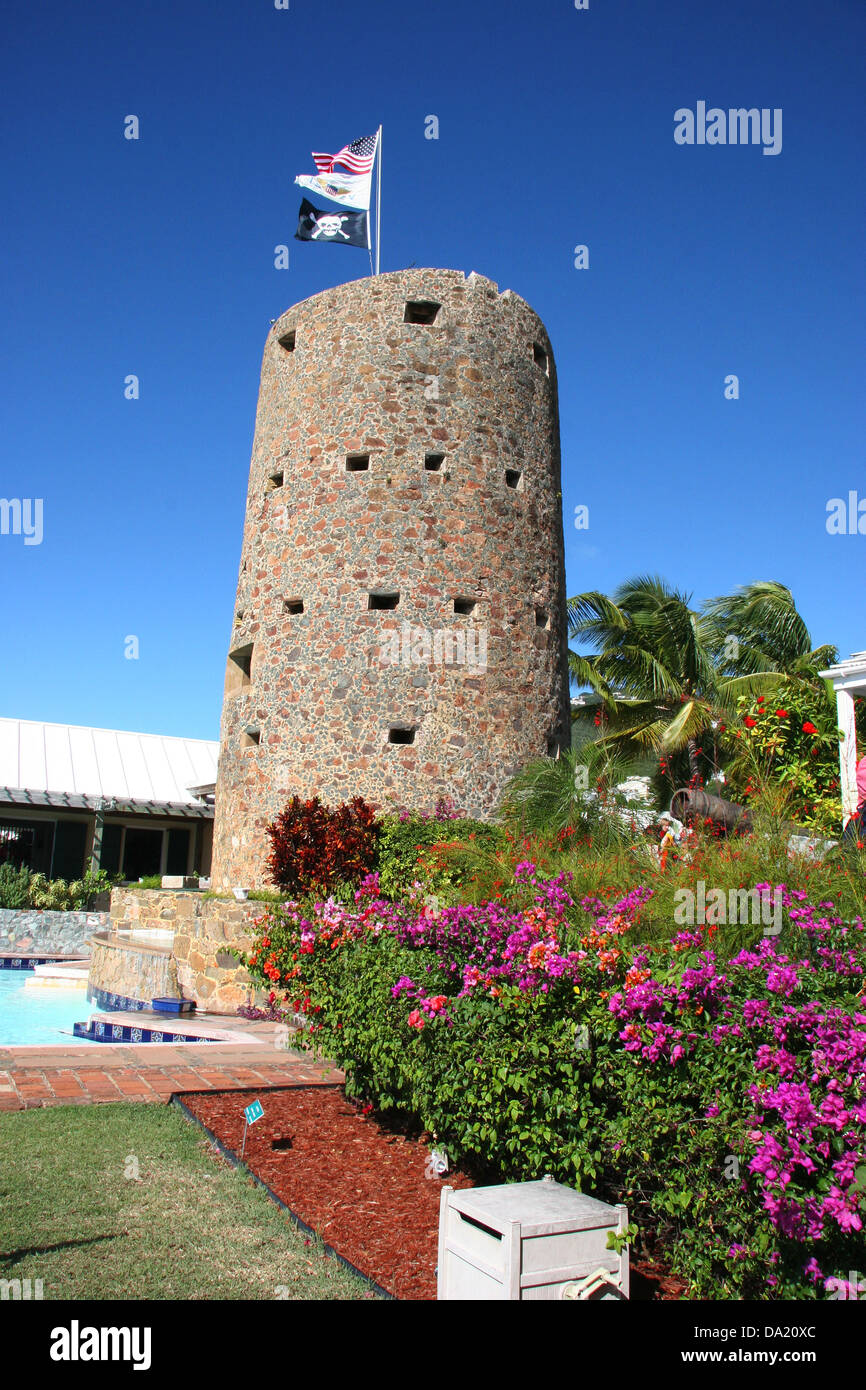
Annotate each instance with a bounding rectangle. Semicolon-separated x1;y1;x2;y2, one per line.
0;866;113;911
724;684;844;832
241;863;866;1299
266;795;380;897
567;577;842;795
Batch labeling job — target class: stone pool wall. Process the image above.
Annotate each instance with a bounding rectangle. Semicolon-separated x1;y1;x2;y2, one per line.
109;888;262;1013
0;908;107;957
88;933;180;1009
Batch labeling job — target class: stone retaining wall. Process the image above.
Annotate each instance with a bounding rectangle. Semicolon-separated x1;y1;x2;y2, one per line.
109;888;262;1014
0;907;107;956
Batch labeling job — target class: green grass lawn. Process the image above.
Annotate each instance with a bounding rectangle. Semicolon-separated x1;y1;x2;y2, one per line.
0;1102;376;1300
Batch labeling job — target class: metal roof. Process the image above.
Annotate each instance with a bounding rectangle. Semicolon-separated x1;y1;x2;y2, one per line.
0;718;219;813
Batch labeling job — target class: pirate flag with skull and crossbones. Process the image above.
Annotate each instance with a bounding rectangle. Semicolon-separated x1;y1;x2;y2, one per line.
295;198;369;249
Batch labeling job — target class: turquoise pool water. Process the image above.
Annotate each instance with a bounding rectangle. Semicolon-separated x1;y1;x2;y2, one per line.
0;971;101;1046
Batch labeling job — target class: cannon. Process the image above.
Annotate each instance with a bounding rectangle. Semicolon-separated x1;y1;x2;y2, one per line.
668;788;753;834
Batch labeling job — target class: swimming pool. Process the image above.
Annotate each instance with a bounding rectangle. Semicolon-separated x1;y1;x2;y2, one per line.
0;970;102;1046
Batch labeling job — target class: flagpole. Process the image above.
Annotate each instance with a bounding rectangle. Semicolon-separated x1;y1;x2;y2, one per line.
375;124;382;275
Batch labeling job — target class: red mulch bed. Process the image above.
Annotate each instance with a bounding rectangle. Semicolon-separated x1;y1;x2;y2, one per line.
183;1085;475;1300
183;1085;686;1301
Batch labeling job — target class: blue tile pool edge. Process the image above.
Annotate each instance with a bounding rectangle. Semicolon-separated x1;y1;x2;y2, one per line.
73;1020;207;1044
0;955;88;970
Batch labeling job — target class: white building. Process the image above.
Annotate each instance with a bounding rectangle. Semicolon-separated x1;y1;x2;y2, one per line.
0;718;218;880
819;652;866;824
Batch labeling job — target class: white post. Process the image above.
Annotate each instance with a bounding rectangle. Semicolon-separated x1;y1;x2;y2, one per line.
836;686;859;824
375;125;382;275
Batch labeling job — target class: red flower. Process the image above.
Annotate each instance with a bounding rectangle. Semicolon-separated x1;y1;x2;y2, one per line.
802;721;818;735
775;709;788;718
744;716;757;728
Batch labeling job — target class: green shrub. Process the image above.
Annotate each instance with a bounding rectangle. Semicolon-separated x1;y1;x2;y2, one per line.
0;863;31;909
376;812;507;903
27;869;114;911
723;684;844;833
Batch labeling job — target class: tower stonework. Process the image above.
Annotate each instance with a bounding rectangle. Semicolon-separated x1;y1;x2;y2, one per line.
211;269;570;890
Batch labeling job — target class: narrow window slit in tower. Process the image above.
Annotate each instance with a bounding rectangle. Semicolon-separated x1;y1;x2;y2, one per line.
227;644;253;692
368;591;400;611
346;454;370;472
547;737;559;757
242;727;261;748
535;607;550;629
425;452;445;471
266;471;284;492
533;342;549;374
454;597;477;616
404;300;441;325
278;331;296;352
284;598;304;615
505;469;523;490
388;726;415;745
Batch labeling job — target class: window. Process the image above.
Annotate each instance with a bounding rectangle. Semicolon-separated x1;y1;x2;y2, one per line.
226;644;253;693
242;727;261;748
424;452;445;471
266;470;284;492
0;818;53;874
454;597;477;616
388;726;415;745
547;737;559;757
404;300;441;325
346;454;370;472
368;591;400;611
533;342;549;375
122;827;164;881
505;468;523;490
166;827;191;877
535;607;550;630
99;822;123;876
278;330;296;352
284;598;304;615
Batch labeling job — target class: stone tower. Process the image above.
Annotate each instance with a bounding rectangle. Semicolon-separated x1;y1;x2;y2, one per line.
211;269;570;890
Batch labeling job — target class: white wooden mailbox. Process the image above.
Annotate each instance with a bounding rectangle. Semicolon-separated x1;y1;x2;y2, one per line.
437;1176;629;1301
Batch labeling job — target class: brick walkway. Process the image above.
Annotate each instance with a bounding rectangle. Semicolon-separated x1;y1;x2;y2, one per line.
0;1018;342;1111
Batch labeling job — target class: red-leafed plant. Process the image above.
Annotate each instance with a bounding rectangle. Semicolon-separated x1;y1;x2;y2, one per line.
266;795;380;895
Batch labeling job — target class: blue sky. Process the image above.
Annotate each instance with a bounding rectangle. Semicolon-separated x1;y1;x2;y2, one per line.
1;0;863;740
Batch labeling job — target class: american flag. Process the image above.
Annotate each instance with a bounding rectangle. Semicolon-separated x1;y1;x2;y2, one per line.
312;133;378;176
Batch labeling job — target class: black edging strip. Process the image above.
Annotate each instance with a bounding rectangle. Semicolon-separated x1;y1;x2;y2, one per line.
170;1090;395;1301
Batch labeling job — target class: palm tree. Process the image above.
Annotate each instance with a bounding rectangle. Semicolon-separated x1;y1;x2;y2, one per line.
498;741;639;839
568;576;838;788
702;581;837;691
567;575;722;781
